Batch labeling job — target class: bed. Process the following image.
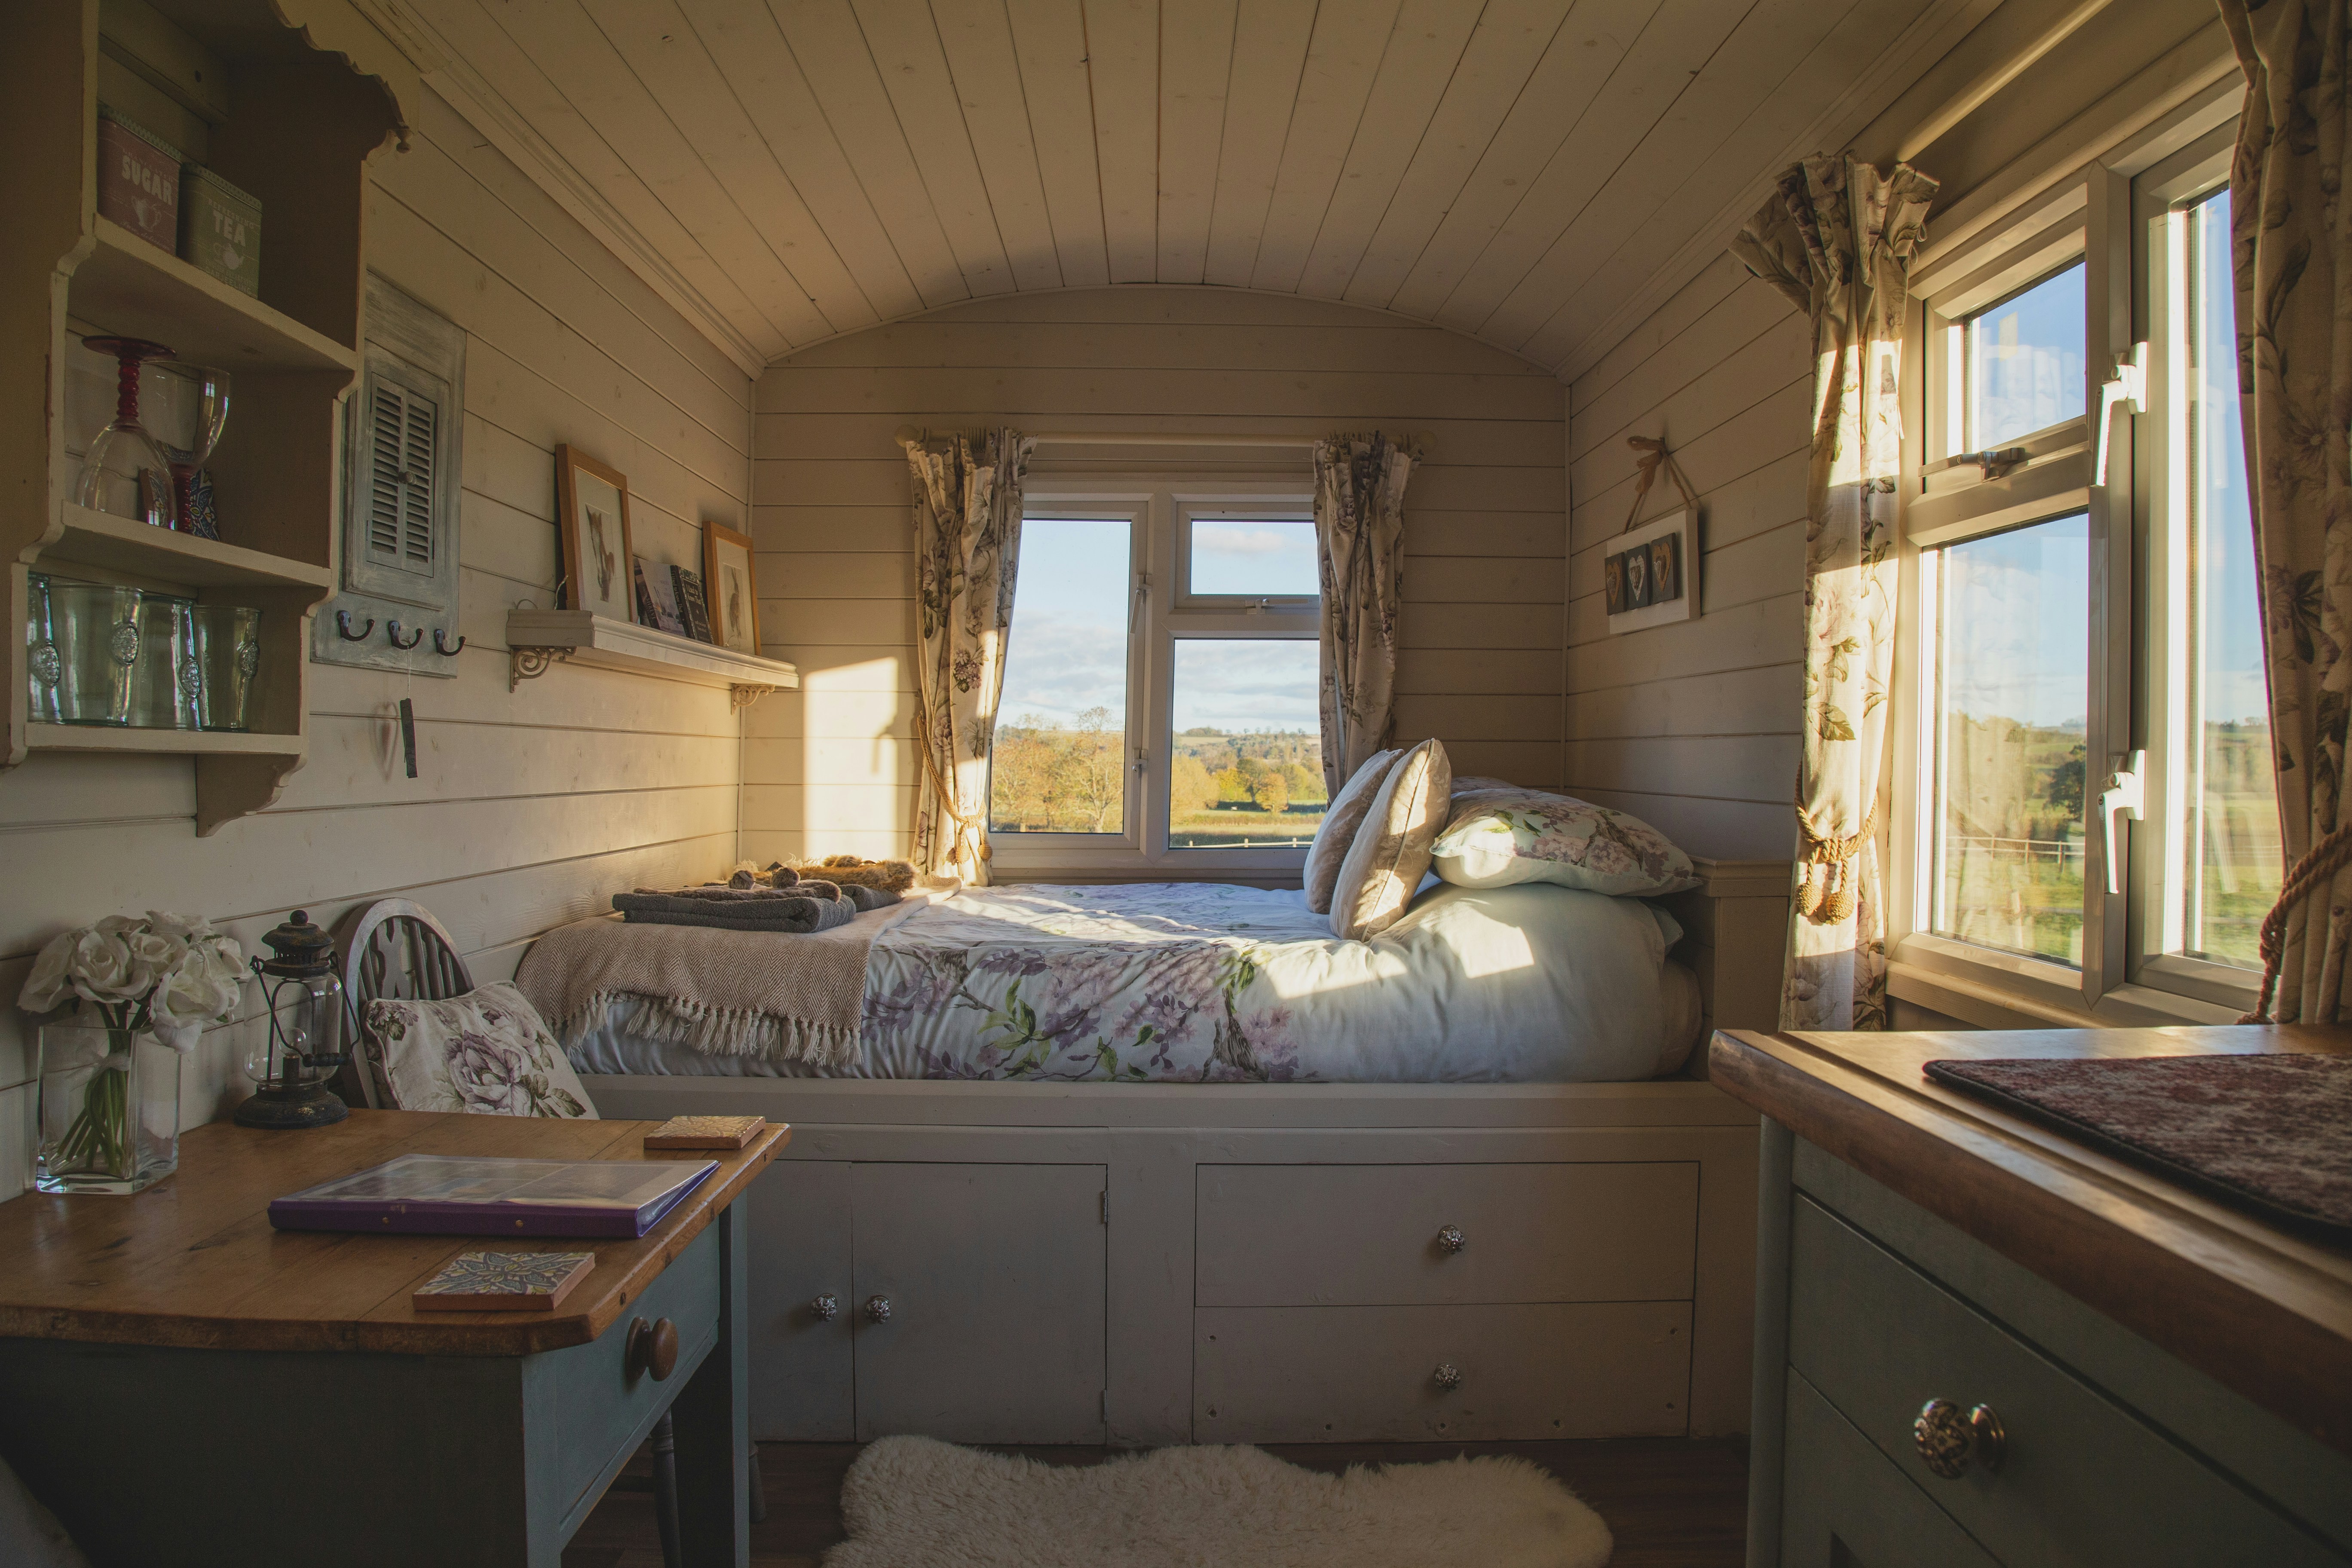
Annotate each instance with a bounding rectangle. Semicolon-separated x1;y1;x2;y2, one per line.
565;878;1702;1085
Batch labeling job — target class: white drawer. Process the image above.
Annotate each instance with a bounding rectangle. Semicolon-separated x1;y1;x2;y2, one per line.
1195;1162;1697;1306
1193;1301;1690;1442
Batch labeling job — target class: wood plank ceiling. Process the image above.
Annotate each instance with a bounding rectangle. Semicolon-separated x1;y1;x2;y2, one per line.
374;0;1993;379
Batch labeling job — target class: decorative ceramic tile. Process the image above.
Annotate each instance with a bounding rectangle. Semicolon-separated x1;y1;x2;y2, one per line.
411;1250;596;1312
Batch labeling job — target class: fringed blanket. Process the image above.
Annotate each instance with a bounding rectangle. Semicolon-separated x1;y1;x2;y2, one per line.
517;897;929;1067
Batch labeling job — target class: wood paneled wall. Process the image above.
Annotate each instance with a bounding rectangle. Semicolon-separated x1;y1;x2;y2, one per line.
745;288;1566;865
0;87;755;1191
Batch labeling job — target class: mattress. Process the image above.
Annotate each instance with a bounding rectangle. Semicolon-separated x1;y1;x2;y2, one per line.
567;880;1703;1085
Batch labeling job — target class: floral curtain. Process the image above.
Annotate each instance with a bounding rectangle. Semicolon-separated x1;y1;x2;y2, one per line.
2222;1;2352;1022
1314;433;1419;795
1731;156;1937;1031
904;428;1034;885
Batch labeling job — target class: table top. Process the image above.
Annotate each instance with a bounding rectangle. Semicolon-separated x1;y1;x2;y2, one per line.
0;1110;788;1357
1711;1023;2352;1457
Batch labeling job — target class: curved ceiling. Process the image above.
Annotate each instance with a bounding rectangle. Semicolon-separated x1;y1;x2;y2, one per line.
368;0;1990;380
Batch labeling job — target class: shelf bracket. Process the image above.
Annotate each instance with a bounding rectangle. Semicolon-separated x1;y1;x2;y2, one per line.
508;646;572;692
730;684;778;713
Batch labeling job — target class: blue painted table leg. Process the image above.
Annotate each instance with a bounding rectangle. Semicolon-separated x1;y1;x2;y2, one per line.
673;1198;751;1566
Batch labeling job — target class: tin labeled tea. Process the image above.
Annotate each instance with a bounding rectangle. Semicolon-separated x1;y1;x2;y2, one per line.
180;166;261;297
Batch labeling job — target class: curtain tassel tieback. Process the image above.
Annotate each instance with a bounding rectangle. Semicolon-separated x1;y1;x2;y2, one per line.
1794;791;1876;927
2239;822;2352;1022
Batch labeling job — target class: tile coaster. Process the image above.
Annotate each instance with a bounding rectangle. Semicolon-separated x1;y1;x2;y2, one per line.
644;1114;768;1150
412;1250;597;1312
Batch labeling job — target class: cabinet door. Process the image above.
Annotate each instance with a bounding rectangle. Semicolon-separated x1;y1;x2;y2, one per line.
851;1163;1107;1443
1780;1371;1998;1568
743;1160;854;1440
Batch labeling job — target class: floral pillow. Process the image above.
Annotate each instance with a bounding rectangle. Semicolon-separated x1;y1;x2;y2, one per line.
1431;783;1698;897
365;982;597;1119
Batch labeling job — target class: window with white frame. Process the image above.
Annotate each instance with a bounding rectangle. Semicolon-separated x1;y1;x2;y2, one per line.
1897;93;2280;1017
987;484;1326;871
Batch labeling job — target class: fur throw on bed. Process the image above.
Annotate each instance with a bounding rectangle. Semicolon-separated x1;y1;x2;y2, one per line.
735;855;918;894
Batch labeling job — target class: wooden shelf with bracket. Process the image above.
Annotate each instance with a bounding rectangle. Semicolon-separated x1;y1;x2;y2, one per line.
505;609;800;712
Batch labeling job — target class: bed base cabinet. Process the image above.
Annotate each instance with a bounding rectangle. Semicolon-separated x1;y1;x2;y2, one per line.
743;1161;854;1441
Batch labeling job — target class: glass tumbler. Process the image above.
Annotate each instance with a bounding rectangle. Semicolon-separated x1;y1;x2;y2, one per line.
45;582;144;726
190;603;262;731
129;594;199;729
25;573;61;724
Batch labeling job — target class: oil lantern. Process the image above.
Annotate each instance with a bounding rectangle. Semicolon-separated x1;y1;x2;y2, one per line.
234;910;351;1129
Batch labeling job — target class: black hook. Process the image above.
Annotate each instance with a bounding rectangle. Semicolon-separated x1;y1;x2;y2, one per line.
433;628;466;657
385;620;424;650
336;610;375;641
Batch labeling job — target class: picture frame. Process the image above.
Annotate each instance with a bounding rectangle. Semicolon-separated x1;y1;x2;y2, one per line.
1605;505;1701;635
555;444;635;622
702;520;762;656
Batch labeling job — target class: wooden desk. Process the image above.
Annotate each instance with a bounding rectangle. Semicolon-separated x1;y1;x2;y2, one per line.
1712;1025;2352;1568
0;1109;788;1568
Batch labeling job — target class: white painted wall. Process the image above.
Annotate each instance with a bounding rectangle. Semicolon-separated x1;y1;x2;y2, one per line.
0;87;755;1192
744;288;1568;865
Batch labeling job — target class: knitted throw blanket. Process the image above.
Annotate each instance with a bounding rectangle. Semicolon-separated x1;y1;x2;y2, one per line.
517;897;928;1067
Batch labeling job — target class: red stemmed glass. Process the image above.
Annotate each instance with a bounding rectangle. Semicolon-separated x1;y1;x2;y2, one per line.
75;336;180;530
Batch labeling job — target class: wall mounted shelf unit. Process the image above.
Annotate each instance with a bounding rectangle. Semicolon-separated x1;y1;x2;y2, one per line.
506;609;800;711
2;0;415;835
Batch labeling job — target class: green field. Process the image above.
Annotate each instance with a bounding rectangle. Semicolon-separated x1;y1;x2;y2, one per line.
989;717;1328;843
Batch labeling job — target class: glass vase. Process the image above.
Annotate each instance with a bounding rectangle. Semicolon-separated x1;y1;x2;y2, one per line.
35;1026;181;1194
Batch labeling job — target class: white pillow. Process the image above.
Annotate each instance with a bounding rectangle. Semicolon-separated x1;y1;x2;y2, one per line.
365;981;599;1118
1329;738;1453;940
1302;748;1402;914
1432;784;1697;897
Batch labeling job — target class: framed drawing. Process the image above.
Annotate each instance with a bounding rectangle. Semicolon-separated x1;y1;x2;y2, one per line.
1604;506;1700;635
703;521;762;655
555;444;634;621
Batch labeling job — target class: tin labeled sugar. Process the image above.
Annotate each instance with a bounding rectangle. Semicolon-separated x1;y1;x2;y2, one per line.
180;166;261;298
96;107;182;253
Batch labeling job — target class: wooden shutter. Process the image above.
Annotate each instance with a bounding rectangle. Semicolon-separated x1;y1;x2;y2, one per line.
364;379;437;577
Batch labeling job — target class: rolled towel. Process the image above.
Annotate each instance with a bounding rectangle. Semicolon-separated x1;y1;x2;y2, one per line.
612;890;856;933
842;885;901;912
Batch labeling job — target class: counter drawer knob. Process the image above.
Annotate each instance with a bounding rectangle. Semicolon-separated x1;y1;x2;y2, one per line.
866;1295;894;1324
1433;1363;1463;1391
628;1317;680;1381
811;1294;839;1322
1436;1225;1466;1254
1914;1399;2006;1479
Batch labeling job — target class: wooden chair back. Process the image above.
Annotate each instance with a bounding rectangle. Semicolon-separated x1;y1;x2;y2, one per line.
336;898;475;1109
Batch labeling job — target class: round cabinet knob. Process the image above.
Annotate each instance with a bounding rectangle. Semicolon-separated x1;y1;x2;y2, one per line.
1914;1399;2006;1479
865;1294;893;1324
810;1293;839;1322
1435;1225;1467;1254
1433;1363;1463;1391
627;1317;680;1381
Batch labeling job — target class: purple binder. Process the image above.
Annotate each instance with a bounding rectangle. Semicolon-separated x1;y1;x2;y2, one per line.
268;1153;719;1239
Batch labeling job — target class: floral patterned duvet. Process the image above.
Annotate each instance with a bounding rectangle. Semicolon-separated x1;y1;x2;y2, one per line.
569;881;1698;1084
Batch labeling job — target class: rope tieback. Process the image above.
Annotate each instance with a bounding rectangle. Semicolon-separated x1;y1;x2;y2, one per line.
2240;821;2352;1022
1795;790;1877;926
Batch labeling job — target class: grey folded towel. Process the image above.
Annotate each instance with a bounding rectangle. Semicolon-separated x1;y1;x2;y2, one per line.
842;885;901;912
612;889;856;933
638;880;842;903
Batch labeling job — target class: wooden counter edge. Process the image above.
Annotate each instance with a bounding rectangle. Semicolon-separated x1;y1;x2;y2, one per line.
0;1124;792;1357
1708;1029;2352;1457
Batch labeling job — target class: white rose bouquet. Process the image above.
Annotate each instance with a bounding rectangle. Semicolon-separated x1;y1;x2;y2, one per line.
18;913;246;1176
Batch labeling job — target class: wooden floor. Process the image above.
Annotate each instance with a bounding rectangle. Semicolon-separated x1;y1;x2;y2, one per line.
563;1437;1749;1567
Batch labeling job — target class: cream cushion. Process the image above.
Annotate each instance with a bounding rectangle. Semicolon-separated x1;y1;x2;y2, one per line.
365;981;598;1118
1328;738;1453;940
1301;747;1403;913
1431;782;1698;897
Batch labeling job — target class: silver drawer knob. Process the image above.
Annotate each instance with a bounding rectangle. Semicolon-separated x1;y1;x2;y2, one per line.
1914;1399;2006;1479
1435;1225;1466;1254
1433;1363;1463;1391
865;1294;893;1323
810;1294;839;1322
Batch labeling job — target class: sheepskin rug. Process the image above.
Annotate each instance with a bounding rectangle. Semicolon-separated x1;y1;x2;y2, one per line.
824;1436;1614;1568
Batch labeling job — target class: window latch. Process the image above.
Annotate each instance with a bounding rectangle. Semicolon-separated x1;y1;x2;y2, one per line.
1130;570;1151;633
2094;342;2149;488
1958;447;2029;480
2098;749;2145;896
1133;747;1149;776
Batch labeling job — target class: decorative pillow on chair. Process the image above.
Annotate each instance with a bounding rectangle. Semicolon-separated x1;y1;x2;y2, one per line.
1328;738;1452;940
365;982;599;1118
1432;783;1697;897
1302;747;1402;914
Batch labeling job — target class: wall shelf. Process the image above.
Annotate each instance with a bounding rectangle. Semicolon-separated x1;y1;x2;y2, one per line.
507;609;800;709
69;219;359;374
27;724;301;756
37;503;334;591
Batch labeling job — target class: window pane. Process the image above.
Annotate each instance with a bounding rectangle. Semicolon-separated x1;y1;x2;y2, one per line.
1168;640;1326;848
1930;512;2090;965
2180;191;2280;966
1967;265;2086;448
990;518;1131;835
1189;518;1318;597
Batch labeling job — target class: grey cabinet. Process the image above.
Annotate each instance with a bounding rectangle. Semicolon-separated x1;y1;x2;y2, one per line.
745;1160;1108;1445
